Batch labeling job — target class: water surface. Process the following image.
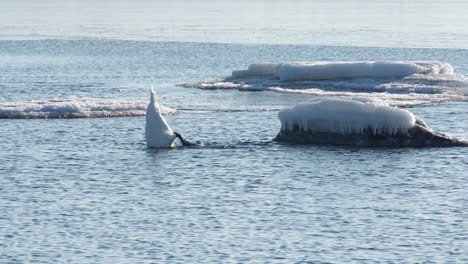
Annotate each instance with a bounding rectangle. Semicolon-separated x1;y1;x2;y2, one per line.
1;1;468;262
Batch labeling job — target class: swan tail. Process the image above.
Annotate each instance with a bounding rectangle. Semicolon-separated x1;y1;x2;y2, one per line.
150;88;162;112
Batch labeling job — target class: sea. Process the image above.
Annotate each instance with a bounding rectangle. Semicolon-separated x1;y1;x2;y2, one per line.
1;1;467;263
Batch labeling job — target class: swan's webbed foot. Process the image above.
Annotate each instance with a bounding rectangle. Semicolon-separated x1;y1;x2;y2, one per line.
174;132;197;146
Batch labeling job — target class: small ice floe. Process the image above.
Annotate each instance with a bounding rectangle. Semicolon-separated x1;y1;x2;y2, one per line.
275;97;468;147
0;97;177;119
179;61;467;106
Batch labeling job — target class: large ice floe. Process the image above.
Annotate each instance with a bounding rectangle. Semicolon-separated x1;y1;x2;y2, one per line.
275;97;468;147
233;61;454;81
0;97;177;119
180;61;468;106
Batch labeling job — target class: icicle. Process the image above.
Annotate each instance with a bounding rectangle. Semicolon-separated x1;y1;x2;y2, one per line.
278;98;415;136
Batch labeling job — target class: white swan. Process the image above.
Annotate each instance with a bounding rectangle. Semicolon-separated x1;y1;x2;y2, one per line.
145;89;177;148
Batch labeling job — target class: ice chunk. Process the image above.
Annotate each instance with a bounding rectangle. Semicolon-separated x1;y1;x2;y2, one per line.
232;62;279;77
278;98;416;136
0;97;177;119
276;97;468;147
180;60;465;108
231;61;454;81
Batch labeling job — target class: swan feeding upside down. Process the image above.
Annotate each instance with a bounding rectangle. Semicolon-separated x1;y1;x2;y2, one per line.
274;98;468;148
145;89;194;148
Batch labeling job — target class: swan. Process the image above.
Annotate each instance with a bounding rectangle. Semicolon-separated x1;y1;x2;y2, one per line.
145;89;197;148
145;89;177;148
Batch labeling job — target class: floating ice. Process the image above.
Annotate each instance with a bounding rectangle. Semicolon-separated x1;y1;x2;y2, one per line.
278;98;415;136
145;89;177;148
233;61;454;81
232;62;279;77
0;97;177;119
275;98;468;147
179;60;468;106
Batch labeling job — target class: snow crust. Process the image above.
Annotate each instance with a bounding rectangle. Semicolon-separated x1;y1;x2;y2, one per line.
233;61;454;81
278;98;416;135
145;89;176;148
0;97;177;119
180;60;466;107
232;62;279;77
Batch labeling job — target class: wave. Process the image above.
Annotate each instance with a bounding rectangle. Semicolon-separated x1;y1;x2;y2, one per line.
0;97;177;119
179;61;468;106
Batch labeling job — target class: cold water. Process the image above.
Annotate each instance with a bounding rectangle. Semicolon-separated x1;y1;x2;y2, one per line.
1;0;468;263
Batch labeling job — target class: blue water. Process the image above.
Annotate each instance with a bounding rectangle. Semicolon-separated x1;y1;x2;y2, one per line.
1;39;467;263
2;0;468;262
2;0;468;49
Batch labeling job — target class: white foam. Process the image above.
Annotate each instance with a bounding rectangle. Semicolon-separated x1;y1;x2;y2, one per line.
145;89;176;148
233;61;453;81
278;98;416;135
0;97;177;119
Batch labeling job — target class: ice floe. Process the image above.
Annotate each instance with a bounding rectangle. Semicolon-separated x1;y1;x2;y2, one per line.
180;61;468;106
275;97;468;147
0;97;177;119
